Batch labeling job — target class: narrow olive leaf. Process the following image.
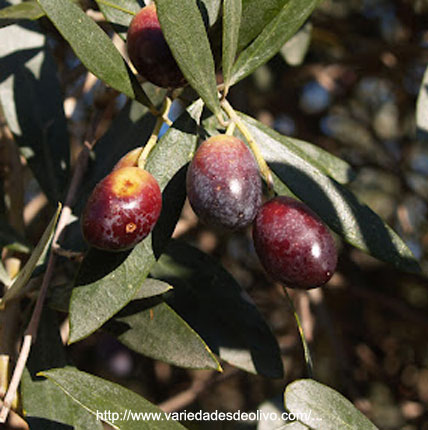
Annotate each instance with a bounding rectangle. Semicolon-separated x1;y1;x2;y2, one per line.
49;278;172;312
68;100;203;344
284;379;379;430
0;1;44;28
37;0;152;106
0;22;70;203
39;367;187;429
22;309;103;430
222;0;242;90
416;65;428;141
2;204;61;304
0;261;11;288
151;240;284;378
257;397;290;430
280;22;312;66
106;295;222;370
229;0;319;86
95;0;141;40
281;423;310;430
284;135;355;184
238;0;287;52
240;115;420;272
0;221;31;253
154;0;221;117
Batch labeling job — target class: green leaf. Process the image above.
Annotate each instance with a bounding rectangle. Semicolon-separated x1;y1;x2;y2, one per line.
2;204;61;304
151;240;284;378
40;367;187;429
0;221;31;253
106;293;222;370
222;0;242;90
0;260;11;287
49;278;172;312
280;22;312;66
416;65;428;141
239;114;420;272
95;0;141;40
37;0;152;106
281;423;310;430
0;1;44;28
284;379;379;430
22;309;103;430
284;135;355;185
230;0;319;85
0;22;70;202
154;0;221;116
68;100;203;344
257;397;291;430
238;0;287;51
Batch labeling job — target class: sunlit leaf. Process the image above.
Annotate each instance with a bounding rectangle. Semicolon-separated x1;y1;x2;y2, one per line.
284;379;379;430
0;1;44;28
40;367;187;429
416;64;428;141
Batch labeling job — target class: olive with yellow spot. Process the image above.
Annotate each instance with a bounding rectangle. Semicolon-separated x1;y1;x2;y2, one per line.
81;166;162;251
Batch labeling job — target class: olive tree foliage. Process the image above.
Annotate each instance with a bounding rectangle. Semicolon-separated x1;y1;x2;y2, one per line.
0;0;421;428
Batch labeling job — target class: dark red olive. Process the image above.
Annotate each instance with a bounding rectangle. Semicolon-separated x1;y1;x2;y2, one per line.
127;4;186;88
186;135;262;229
81;167;162;251
253;196;337;289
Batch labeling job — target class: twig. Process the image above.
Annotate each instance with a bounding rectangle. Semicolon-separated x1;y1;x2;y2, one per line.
0;108;105;423
158;368;239;413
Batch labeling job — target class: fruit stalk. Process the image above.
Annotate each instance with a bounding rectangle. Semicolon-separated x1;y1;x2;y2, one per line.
138;97;172;169
220;98;274;191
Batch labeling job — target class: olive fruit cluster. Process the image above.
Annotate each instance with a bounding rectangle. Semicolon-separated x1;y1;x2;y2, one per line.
81;152;162;252
186;135;337;289
87;5;338;286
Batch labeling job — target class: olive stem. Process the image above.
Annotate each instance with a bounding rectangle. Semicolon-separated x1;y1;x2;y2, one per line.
225;121;236;136
283;286;314;378
220;98;274;191
0;105;109;424
138;97;172;169
95;0;136;16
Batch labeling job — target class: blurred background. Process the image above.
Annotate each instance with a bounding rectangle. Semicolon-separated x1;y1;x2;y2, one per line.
2;0;428;429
